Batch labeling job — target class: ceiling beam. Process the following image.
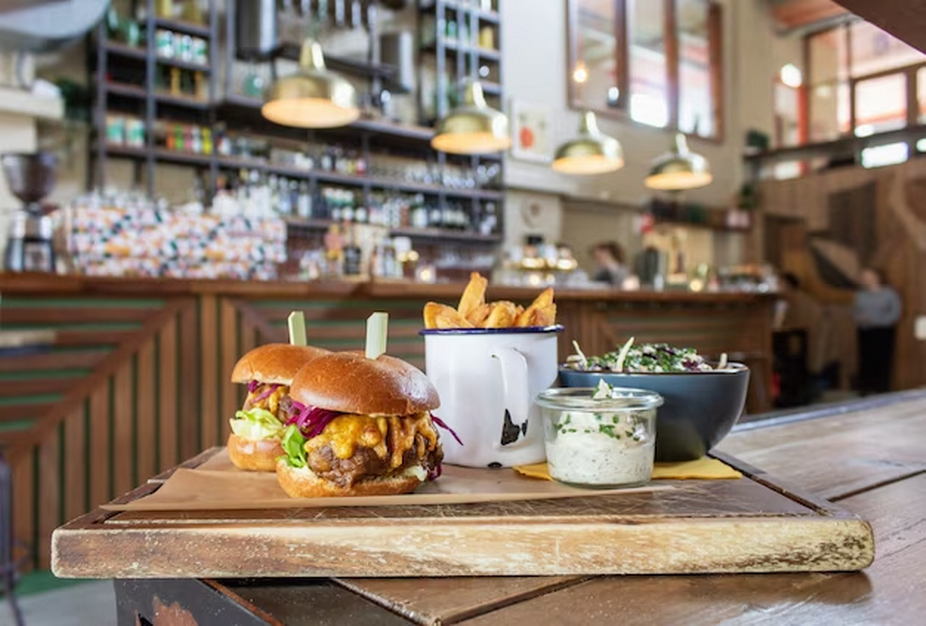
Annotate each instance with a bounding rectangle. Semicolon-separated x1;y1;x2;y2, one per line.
834;0;926;52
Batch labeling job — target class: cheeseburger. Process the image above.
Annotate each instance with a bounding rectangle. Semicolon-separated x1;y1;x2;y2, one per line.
276;351;457;497
229;343;329;471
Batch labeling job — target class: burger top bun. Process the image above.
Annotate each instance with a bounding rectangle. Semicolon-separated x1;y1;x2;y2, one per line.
231;344;330;385
290;351;440;416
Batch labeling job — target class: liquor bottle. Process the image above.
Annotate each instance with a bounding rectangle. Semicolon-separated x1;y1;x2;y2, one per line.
297;180;312;219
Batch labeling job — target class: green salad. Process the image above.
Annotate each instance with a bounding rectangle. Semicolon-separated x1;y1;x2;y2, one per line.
566;338;729;373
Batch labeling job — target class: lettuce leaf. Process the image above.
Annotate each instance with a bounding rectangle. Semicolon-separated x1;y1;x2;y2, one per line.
280;424;308;468
230;408;284;441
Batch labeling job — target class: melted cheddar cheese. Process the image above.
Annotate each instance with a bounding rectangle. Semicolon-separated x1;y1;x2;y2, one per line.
304;412;439;467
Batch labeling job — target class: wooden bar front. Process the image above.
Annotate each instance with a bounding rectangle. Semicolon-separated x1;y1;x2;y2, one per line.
0;273;774;571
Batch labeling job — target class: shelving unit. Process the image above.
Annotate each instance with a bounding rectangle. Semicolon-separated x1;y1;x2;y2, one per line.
91;0;506;247
417;0;503;125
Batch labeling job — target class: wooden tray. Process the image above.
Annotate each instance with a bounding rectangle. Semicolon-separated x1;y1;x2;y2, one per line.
51;449;874;578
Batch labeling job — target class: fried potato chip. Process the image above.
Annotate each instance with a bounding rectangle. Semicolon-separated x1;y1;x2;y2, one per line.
483;301;517;328
457;272;488;318
466;303;492;326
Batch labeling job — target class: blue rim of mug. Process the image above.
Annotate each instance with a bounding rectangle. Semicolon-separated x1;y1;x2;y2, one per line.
419;324;564;336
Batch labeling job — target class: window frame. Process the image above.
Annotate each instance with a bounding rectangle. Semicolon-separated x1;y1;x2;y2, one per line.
566;0;725;142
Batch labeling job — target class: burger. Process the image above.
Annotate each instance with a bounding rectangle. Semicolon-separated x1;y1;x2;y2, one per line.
229;343;330;471
276;351;457;497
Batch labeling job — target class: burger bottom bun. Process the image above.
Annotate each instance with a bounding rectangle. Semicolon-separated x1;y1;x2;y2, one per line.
227;433;284;472
275;460;423;497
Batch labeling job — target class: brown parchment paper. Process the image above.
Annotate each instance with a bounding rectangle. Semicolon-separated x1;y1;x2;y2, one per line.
102;449;670;511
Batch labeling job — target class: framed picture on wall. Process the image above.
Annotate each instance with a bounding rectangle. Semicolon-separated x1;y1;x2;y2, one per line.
510;101;553;163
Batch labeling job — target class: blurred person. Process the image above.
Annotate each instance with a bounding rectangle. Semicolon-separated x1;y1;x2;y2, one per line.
853;268;902;395
591;241;629;287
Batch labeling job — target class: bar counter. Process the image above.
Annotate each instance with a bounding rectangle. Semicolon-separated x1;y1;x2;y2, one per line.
0;272;774;571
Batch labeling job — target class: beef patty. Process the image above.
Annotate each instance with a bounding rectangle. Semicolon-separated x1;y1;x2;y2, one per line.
307;433;443;488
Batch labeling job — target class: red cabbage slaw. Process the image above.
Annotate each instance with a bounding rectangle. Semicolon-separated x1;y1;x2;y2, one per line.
430;413;463;446
247;380;283;403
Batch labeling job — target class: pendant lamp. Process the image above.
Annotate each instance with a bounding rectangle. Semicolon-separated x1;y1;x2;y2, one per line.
262;38;360;129
644;133;712;191
552;111;624;175
431;78;511;155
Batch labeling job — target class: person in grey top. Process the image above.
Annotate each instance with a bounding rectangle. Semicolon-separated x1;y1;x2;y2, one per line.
853;268;902;394
591;241;629;287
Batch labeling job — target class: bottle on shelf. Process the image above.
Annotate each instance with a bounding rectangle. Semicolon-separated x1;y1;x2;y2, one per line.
296;180;312;219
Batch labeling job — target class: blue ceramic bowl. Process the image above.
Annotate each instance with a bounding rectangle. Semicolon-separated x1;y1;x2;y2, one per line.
557;365;750;462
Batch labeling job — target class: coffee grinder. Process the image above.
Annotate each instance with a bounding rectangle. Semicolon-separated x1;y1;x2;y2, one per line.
1;152;56;273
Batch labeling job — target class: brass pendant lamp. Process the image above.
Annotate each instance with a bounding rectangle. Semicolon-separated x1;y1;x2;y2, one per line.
644;133;712;191
431;78;511;155
552;111;624;175
262;38;360;129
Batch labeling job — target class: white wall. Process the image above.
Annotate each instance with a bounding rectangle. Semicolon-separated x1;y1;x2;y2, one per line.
501;0;738;208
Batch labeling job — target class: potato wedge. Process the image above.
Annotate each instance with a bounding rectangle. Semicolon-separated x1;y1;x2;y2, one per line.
483;301;517;328
436;310;475;329
457;272;488;318
531;287;554;309
516;288;556;326
531;303;557;327
466;303;492;326
423;302;444;329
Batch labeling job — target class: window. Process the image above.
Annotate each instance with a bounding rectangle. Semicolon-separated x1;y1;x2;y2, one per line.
854;74;907;136
568;0;723;140
572;0;619;113
676;0;714;137
807;22;926;146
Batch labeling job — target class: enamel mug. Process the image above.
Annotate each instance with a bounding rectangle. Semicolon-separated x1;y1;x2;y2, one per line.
421;326;562;467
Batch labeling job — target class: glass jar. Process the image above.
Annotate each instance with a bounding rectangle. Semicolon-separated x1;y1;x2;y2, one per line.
536;387;662;488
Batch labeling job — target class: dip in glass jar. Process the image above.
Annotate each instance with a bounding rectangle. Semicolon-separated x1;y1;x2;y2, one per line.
537;385;662;488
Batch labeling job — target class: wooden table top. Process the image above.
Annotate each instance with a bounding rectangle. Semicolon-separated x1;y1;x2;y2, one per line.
195;391;926;625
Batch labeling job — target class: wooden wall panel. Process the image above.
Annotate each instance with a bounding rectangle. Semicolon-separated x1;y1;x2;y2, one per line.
11;448;35;568
37;425;60;568
136;340;156;483
89;384;111;512
200;295;219;449
178;304;200;461
63;404;87;523
158;315;179;473
113;365;134;496
219;299;239;441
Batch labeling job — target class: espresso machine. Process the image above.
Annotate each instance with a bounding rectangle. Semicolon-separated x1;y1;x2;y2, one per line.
1;152;56;273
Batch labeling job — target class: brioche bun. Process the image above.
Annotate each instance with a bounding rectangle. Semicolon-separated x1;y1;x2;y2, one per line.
227;433;285;472
231;344;330;384
289;351;439;415
275;458;423;497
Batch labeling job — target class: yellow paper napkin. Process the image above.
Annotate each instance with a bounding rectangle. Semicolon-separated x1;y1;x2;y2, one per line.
514;458;742;481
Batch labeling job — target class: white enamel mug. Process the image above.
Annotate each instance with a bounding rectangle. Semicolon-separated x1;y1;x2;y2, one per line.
422;325;562;468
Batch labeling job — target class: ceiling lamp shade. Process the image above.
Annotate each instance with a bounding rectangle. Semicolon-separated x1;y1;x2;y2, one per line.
644;133;712;191
552;111;624;175
431;79;511;155
262;39;360;129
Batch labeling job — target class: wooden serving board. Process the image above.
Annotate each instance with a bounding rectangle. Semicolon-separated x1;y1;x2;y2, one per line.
51;449;874;578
